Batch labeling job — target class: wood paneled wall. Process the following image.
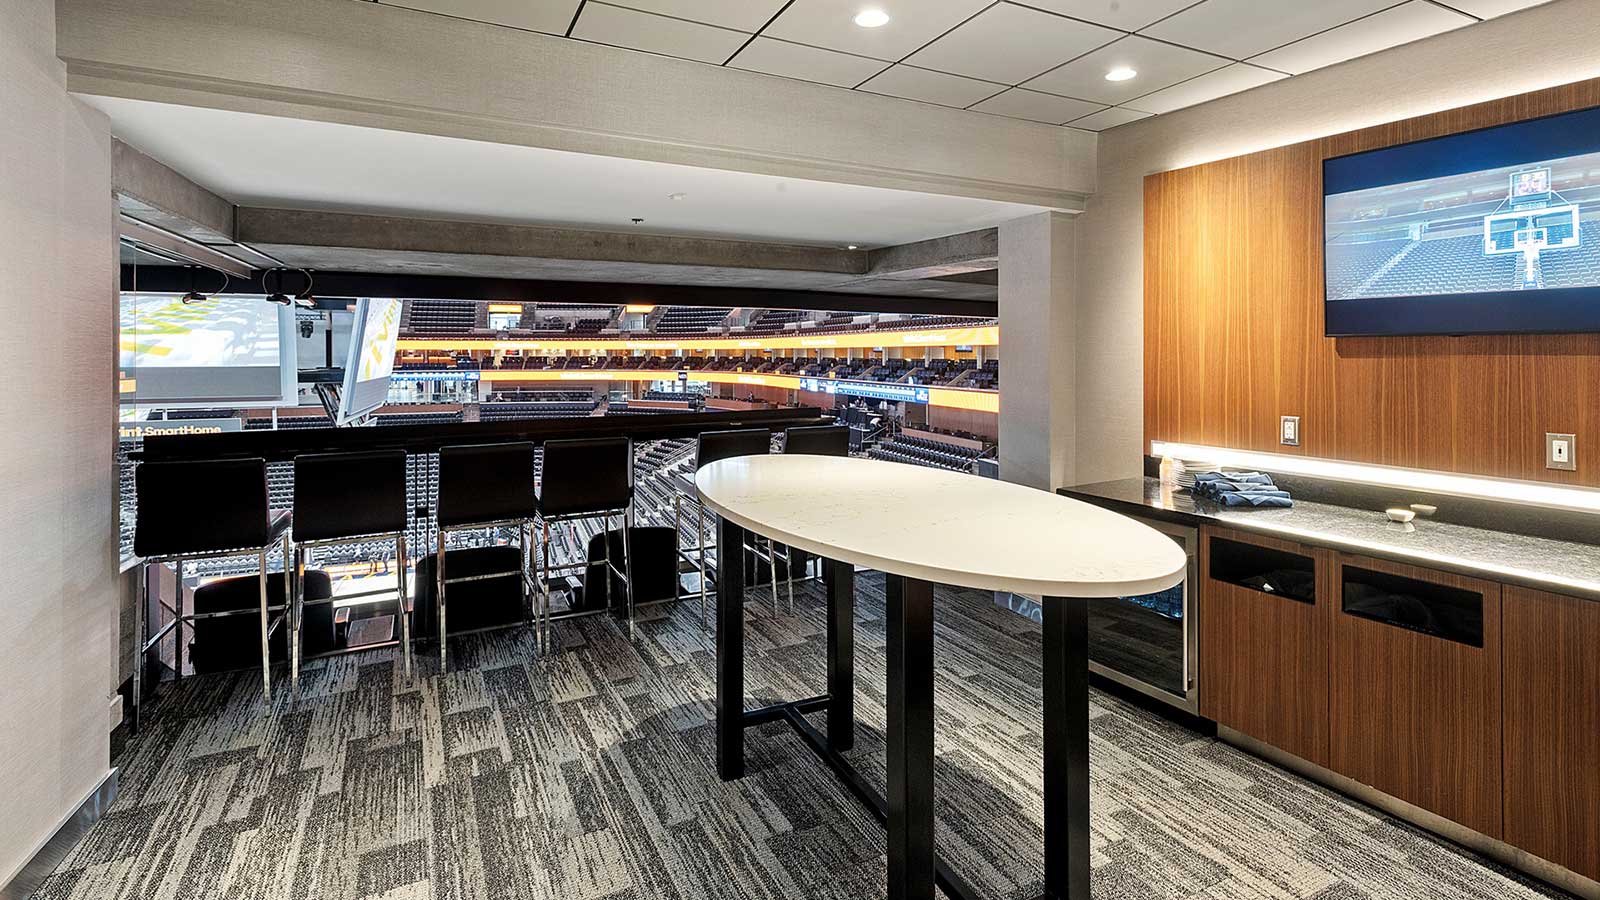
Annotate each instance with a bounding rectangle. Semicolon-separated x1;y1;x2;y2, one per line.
1144;78;1600;486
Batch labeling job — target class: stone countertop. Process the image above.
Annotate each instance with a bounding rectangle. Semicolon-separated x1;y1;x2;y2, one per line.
1062;477;1600;603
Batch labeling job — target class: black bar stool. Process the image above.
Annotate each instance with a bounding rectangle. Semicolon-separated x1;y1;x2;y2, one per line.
435;442;538;670
537;436;636;638
291;450;411;687
131;457;291;731
784;424;850;458
692;428;777;624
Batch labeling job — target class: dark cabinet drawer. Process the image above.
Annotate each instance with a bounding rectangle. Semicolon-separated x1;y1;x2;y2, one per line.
1200;527;1332;767
1209;535;1317;603
1341;564;1483;647
1330;554;1502;837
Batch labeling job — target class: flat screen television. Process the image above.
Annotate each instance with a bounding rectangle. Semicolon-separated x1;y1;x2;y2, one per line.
336;298;404;425
1323;104;1600;336
120;293;299;408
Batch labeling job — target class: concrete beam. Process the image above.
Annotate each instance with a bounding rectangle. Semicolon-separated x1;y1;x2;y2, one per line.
235;208;864;274
111;138;233;241
867;229;999;281
58;0;1094;209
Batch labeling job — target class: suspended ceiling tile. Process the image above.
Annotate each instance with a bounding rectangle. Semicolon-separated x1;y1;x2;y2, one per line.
857;64;1008;108
606;0;789;32
763;0;993;62
905;2;1122;85
378;0;583;36
1064;105;1155;130
1140;0;1401;60
729;37;891;88
1026;35;1229;105
1123;61;1286;114
970;88;1106;124
1250;1;1473;75
571;2;749;63
1017;0;1202;31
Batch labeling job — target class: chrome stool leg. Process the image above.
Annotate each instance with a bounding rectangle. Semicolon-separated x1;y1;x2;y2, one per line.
541;519;552;648
698;507;708;628
257;549;273;704
292;541;307;692
131;559;147;734
396;533;411;678
622;511;636;640
436;530;448;672
769;539;780;617
172;562;185;688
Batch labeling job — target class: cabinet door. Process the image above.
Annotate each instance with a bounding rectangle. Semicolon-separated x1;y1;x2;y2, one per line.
1503;586;1600;881
1330;554;1501;837
1200;527;1331;767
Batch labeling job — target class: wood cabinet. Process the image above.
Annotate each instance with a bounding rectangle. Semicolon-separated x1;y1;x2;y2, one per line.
1199;527;1333;767
1502;586;1600;882
1329;554;1503;838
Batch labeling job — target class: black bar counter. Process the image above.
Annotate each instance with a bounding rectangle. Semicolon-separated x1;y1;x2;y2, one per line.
135;407;828;463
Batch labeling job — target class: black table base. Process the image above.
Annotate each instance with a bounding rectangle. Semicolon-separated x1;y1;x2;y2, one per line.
715;518;1092;900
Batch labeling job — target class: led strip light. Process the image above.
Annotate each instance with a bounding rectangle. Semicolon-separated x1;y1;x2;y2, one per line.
1150;441;1600;515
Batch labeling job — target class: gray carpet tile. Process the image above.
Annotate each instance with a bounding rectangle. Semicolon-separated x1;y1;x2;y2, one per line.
34;574;1568;900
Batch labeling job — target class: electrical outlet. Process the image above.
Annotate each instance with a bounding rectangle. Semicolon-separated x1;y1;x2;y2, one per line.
1280;415;1300;447
1547;432;1576;471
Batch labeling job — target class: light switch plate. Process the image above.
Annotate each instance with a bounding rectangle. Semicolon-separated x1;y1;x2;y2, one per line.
1280;415;1300;447
1547;432;1576;471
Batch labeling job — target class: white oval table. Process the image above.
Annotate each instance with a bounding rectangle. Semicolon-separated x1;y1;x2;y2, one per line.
696;455;1187;900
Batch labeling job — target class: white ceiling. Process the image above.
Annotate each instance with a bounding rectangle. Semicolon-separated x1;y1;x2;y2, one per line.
369;0;1549;130
84;95;1049;248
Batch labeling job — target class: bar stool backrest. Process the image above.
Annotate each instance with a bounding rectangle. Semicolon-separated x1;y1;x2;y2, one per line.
696;428;771;470
134;458;272;557
293;450;409;540
783;424;849;457
539;436;633;518
437;442;538;527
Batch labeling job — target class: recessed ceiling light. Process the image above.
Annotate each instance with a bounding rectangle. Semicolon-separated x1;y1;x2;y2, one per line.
668;192;687;201
854;8;890;28
1105;66;1137;82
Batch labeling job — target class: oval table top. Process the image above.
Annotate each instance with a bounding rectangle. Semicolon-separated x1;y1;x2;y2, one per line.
695;455;1187;599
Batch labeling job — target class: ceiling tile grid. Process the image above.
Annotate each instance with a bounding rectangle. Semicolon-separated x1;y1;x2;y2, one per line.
373;0;1552;130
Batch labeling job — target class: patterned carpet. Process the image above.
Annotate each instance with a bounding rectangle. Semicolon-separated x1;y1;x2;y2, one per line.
32;574;1566;900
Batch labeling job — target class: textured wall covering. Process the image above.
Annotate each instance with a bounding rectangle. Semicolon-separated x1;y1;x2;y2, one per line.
1073;0;1600;485
1143;78;1600;486
0;0;118;883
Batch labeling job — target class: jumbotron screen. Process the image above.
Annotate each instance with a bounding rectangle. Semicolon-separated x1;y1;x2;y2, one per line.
119;294;298;407
1323;104;1600;336
336;298;403;424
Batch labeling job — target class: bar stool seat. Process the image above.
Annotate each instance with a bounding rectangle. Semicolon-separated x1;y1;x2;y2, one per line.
435;442;539;670
537;436;637;639
291;450;412;687
692;429;781;625
131;457;292;732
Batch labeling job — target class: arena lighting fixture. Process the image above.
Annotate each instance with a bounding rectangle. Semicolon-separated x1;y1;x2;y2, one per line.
854;8;890;27
1151;440;1600;515
1105;66;1137;82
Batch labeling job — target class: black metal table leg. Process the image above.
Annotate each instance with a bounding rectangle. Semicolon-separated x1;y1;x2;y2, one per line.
716;516;747;782
886;574;936;900
1042;597;1090;900
825;557;855;752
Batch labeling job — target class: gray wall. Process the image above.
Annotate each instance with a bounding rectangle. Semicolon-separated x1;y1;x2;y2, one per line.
1072;0;1600;485
0;0;118;883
